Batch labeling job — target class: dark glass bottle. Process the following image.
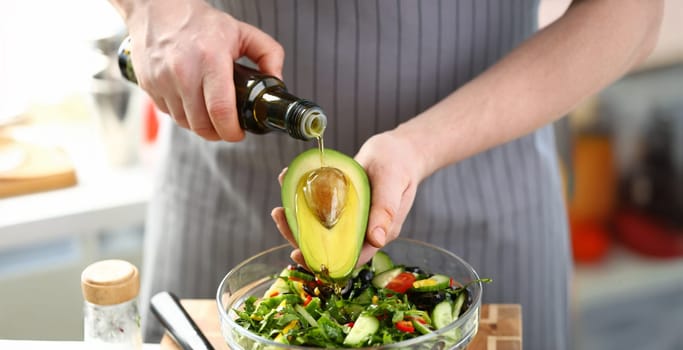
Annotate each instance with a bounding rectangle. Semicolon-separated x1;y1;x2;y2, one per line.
117;37;327;140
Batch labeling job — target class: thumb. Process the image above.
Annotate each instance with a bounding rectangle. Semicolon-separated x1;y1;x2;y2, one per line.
365;176;402;248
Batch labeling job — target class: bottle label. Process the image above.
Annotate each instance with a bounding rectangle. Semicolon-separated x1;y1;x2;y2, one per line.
83;301;142;349
117;37;137;84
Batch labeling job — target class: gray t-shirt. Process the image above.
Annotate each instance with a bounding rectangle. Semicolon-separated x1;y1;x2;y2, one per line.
140;1;571;349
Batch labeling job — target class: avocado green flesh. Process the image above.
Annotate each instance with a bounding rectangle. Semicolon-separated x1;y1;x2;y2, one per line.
282;148;370;280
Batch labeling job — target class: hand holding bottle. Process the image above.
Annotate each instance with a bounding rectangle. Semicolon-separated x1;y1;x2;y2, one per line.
109;0;285;141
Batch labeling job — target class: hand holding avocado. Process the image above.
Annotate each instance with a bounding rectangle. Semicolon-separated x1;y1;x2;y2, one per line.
271;132;425;278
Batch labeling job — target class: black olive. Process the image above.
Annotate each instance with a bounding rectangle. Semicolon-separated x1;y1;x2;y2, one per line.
345;277;369;299
340;279;354;299
459;289;472;316
303;283;316;297
357;269;374;282
404;266;427;275
317;284;334;299
407;291;446;310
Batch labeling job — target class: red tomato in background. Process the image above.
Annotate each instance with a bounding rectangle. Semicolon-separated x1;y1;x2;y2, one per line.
615;210;683;258
143;98;159;144
385;272;416;293
570;219;611;263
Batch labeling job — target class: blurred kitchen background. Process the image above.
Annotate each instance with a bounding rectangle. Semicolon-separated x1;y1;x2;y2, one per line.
0;0;681;349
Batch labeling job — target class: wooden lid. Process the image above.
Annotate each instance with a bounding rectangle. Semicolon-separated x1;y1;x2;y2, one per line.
81;259;140;305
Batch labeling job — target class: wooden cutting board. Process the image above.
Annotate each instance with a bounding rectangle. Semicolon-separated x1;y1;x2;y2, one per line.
160;300;521;350
0;137;77;198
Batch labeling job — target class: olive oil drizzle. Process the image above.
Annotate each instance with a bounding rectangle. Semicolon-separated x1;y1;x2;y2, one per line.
316;135;351;292
316;135;325;167
299;133;352;292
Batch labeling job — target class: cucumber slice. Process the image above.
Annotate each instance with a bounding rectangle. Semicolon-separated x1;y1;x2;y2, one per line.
452;291;466;319
371;267;404;289
288;269;315;282
411;274;451;292
343;313;379;346
411;319;433;335
371;251;394;274
431;300;454;329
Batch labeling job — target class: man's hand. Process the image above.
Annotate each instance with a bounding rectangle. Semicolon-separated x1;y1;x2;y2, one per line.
271;131;426;266
112;0;284;141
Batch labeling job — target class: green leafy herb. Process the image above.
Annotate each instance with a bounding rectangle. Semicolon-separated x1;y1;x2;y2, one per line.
232;259;490;348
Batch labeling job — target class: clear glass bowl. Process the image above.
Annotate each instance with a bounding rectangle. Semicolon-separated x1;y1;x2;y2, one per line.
216;238;482;350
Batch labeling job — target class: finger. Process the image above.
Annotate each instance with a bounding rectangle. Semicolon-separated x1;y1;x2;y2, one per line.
237;22;285;79
180;82;221;141
277;167;288;186
290;249;307;268
271;207;297;248
148;94;170;115
357;243;380;266
365;173;404;248
202;61;245;142
170;58;221;140
164;96;190;129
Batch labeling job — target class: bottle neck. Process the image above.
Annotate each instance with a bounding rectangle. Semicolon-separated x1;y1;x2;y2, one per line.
287;100;327;140
253;88;327;140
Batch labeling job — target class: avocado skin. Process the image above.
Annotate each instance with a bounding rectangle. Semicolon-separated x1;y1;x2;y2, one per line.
281;148;370;280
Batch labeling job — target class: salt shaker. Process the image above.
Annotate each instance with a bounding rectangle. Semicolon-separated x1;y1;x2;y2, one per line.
81;259;143;349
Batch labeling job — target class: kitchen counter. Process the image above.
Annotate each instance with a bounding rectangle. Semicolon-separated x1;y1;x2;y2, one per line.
0;94;154;251
160;300;522;350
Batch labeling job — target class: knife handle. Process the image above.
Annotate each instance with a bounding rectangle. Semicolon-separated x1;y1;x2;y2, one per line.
150;291;215;350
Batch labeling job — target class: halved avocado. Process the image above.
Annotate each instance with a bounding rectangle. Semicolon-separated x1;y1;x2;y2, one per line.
281;148;370;280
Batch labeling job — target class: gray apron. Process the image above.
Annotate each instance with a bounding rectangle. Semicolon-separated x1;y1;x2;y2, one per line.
141;1;571;349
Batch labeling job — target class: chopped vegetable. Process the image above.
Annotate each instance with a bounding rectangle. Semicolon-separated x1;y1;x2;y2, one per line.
343;313;379;346
371;267;404;289
370;251;394;274
411;274;450;292
385;272;417;294
232;252;490;348
395;320;415;333
431;300;454;329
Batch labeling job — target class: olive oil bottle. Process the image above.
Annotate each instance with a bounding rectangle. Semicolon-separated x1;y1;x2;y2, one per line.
117;37;327;140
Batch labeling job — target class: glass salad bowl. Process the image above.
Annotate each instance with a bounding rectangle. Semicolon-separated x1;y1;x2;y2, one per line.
216;238;482;350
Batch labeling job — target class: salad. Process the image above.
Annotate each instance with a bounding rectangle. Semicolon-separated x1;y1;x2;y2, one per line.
233;251;489;348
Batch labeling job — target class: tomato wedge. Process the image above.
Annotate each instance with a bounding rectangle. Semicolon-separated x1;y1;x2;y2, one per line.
385;272;416;293
395;320;415;333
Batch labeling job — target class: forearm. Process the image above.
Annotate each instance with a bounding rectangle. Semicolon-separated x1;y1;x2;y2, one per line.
108;0;203;28
395;0;663;179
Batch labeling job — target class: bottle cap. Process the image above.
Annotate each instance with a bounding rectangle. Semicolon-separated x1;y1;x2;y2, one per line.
81;259;140;306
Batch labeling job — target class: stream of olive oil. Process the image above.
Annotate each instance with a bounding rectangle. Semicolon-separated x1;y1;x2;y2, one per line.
313;135;347;294
315;135;329;284
316;135;325;167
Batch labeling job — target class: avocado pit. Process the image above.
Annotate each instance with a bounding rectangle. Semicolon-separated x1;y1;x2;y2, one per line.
302;167;348;228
